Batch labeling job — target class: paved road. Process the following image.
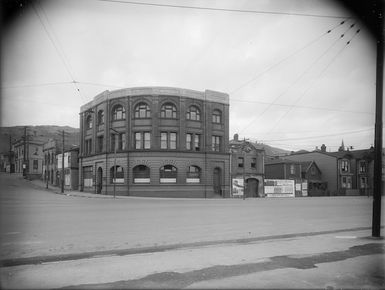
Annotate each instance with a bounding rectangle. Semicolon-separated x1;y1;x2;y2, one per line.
0;173;384;289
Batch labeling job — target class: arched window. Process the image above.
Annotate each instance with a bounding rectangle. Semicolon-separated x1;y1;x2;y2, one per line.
160;165;177;183
110;165;124;183
133;165;150;183
186;165;201;183
186;105;200;121
160;103;177;119
134;102;151;118
112;104;126;121
212;109;222;124
97;110;104;125
86;115;93;129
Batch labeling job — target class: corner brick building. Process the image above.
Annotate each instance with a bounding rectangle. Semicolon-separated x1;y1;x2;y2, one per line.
79;86;230;198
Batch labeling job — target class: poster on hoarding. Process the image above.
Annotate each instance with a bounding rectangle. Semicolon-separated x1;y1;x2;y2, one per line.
264;179;295;197
232;178;244;197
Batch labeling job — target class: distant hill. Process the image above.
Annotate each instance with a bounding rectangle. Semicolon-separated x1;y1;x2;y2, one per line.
0;126;79;153
254;142;291;158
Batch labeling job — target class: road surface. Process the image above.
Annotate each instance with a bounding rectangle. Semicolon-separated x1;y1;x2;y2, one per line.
0;173;384;289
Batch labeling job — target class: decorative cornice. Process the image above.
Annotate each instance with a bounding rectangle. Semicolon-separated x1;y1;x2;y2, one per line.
80;86;229;112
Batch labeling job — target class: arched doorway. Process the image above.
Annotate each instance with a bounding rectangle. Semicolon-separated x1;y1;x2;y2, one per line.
97;167;103;194
246;178;259;198
213;167;222;196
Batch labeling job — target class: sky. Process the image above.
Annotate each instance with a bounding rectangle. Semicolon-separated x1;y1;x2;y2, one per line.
1;0;380;152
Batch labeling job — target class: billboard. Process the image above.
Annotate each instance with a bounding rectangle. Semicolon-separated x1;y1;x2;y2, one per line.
264;179;295;197
232;178;244;197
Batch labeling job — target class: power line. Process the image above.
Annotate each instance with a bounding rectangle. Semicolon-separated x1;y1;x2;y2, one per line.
260;128;373;142
266;27;362;133
229;98;373;115
230;19;349;95
2;81;75;89
238;26;354;135
97;0;353;19
32;1;87;103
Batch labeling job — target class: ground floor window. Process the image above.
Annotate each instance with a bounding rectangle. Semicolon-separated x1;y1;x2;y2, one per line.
360;176;368;189
33;159;38;171
83;166;93;187
133;165;150;183
160;165;177;183
110;165;124;183
186;165;201;183
341;176;352;189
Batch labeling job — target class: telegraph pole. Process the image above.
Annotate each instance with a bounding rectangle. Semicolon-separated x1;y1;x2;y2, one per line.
23;126;27;177
61;130;65;194
372;2;383;238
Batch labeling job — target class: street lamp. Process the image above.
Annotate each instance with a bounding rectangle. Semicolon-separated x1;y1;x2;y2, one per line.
110;128;119;198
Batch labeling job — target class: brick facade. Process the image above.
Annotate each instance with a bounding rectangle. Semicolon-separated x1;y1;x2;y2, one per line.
79;87;230;198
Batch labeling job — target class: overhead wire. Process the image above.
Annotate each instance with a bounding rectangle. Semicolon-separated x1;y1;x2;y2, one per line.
97;0;353;19
238;21;357;135
230;19;348;95
266;26;362;134
230;97;372;115
1;81;75;89
259;127;373;142
32;1;87;103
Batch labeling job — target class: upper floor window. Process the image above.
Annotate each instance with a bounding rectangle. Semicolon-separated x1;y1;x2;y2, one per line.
134;102;151;118
111;133;126;151
112;104;126;121
97;110;104;125
161;132;177;149
251;158;256;168
160;103;177;119
85;139;92;155
290;165;295;175
212;109;222;124
135;132;151;149
97;135;104;153
186;106;200;121
238;157;244;168
212;135;221;152
341;160;349;172
86;115;93;129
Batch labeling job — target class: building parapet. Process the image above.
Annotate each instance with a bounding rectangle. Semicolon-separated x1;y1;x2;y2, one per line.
80;86;229;112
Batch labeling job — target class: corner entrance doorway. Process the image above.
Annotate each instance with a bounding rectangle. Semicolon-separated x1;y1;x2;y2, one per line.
97;167;103;194
246;178;259;198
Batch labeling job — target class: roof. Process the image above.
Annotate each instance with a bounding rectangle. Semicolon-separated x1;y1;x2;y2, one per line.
265;158;301;165
326;149;374;160
288;148;374;160
81;86;229;112
229;139;265;152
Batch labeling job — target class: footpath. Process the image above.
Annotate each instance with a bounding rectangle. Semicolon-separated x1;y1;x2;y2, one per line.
29;177;129;199
1;175;384;289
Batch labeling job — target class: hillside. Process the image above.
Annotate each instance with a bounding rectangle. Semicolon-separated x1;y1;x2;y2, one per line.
252;142;291;157
0;126;80;153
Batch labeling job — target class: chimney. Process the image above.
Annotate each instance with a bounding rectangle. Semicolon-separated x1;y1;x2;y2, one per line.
234;133;239;141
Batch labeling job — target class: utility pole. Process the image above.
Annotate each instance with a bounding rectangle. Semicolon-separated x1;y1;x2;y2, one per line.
61;130;65;194
372;2;383;238
9;134;12;174
23;126;27;177
110;128;118;198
